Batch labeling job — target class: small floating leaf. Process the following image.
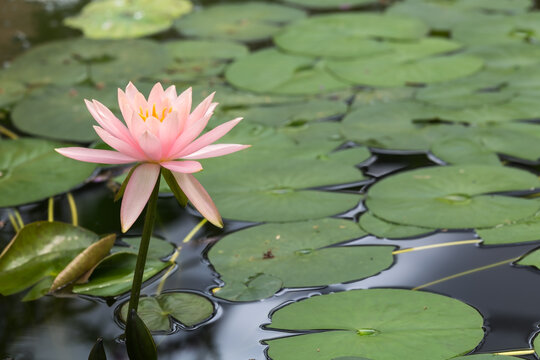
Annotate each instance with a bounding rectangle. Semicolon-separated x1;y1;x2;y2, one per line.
119;292;214;332
265;289;484;360
126;310;157;360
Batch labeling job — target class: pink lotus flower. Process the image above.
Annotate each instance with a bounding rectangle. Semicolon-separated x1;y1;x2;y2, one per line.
56;82;249;232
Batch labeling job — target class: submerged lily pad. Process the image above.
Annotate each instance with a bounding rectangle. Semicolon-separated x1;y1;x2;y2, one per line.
119;292;214;331
366;165;540;229
225;49;350;95
12;84;117;142
174;2;306;42
265;289;484;360
209;219;394;301
274;13;427;58
0;139;96;207
64;0;193;39
0;221;98;296
359;212;432;239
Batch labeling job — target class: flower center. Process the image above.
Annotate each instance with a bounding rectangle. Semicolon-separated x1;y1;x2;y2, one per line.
139;104;172;122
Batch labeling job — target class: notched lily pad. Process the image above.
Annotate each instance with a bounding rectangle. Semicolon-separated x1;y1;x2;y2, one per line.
265;289;485;360
174;2;306;42
0;138;97;207
209;219;395;301
359;212;432;239
119;292;214;332
476;210;540;245
365;165;540;229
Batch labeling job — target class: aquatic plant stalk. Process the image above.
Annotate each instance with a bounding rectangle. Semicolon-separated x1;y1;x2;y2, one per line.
127;171;161;314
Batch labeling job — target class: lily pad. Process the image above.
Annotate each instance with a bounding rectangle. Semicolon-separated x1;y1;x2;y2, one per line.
174;2;306;42
265;289;485;360
0;80;26;109
221;99;347;127
447;355;522;359
119;292;214;331
113;237;175;259
365;165;540;229
72;252;171;297
274;13;427;59
328;39;483;87
209;219;394;301
280;0;375;9
359;212;432;239
64;0;193;39
0;138;97;207
0;221;98;296
476;211;540;245
225;48;350;95
11;84;117;142
430;138;502;166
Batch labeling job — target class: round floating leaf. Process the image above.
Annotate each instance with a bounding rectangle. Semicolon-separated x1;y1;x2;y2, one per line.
280;0;375;9
213;273;283;302
464;43;540;69
119;292;214;331
328;44;483;87
359;212;432;239
445;354;522;359
0;139;97;207
351;87;415;108
221;99;347;127
225;48;350;95
210;219;394;301
72;252;171;297
191;83;298;108
174;2;306;42
518;247;540;270
0;80;26;109
274;13;427;59
278;122;348;145
431;138;502;166
265;289;485;360
12;84;117;142
114;237;175;259
0;221;98;295
366;165;540;229
64;0;193;39
476;210;540;245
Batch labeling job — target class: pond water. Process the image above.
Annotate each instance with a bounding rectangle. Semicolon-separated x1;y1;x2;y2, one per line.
3;0;540;359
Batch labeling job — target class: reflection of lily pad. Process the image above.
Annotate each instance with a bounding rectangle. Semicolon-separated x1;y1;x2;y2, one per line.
64;0;193;39
119;292;214;331
328;39;483;87
174;2;306;42
359;212;432;239
274;13;427;58
225;49;350;95
12;84;117;142
0;139;97;207
0;221;98;296
210;219;394;301
366;165;540;229
265;289;484;360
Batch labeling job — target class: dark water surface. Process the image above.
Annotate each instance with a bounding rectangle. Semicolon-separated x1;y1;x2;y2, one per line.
3;0;540;359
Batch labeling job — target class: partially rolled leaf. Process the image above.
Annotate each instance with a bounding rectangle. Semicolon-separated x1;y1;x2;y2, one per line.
161;168;188;207
50;234;116;292
88;337;107;360
126;309;157;360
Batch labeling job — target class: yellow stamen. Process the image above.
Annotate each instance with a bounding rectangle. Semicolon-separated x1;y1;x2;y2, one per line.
152;104;158;118
139;105;171;122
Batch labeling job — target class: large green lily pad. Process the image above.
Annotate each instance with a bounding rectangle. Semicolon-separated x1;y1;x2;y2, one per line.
280;0;375;9
64;0;192;39
365;165;540;229
225;49;350;95
274;13;427;58
174;2;306;42
119;292;214;331
11;84;117;142
265;289;485;360
0;221;98;296
476;209;540;245
0;80;26;109
0;38;168;87
209;219;394;301
0;139;97;207
328;39;483;87
431;138;502;166
452;355;523;359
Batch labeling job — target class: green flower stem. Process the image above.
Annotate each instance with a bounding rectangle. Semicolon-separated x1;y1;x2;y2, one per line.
127;169;161;315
